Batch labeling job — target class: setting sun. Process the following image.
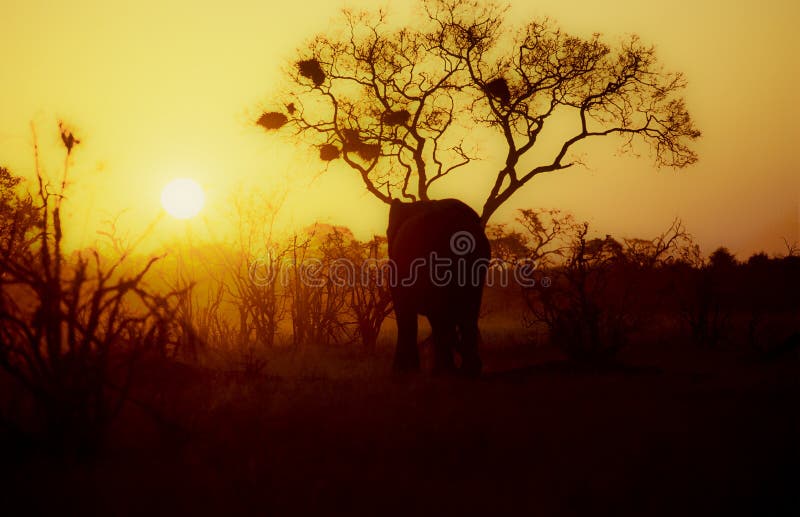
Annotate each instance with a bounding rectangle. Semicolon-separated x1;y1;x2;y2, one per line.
161;178;205;219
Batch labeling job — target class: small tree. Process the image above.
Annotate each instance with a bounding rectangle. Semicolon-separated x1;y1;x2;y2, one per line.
780;238;798;258
673;247;739;348
222;190;289;350
259;0;700;224
623;218;699;268
521;216;633;363
486;224;529;263
321;233;393;350
514;208;578;268
285;227;353;347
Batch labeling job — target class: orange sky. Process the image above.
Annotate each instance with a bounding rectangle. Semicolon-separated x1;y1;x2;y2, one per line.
0;0;797;258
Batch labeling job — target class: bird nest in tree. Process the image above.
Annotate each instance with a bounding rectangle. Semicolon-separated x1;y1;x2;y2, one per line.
340;129;380;161
342;128;361;145
257;111;288;130
486;78;511;105
297;59;325;86
382;109;411;126
343;141;380;161
352;143;380;161
319;144;340;161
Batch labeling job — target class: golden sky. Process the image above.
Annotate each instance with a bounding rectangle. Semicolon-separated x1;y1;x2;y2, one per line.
0;0;797;257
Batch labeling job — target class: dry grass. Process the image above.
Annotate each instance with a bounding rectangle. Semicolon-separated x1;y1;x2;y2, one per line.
2;339;798;516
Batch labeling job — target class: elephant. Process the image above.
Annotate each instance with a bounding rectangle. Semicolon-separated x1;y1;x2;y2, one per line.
387;198;491;376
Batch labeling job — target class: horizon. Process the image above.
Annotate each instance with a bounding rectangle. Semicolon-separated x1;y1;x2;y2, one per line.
0;0;797;258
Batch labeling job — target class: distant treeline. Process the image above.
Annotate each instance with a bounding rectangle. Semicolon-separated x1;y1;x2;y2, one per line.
485;210;799;363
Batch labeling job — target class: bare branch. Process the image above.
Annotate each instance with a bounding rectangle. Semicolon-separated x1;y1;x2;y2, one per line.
260;0;699;224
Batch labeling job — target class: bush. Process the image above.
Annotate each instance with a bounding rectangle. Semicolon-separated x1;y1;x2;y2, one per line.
0;130;183;455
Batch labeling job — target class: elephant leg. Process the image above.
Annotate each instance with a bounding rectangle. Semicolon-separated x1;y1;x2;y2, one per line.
393;308;420;372
458;316;482;378
429;316;457;375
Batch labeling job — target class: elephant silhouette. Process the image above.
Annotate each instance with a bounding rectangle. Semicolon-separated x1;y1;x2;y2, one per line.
387;198;491;376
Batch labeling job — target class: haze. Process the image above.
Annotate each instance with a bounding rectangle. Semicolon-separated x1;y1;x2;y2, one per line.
0;0;797;257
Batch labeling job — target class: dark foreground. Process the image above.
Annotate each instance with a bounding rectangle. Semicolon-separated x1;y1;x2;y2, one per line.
2;345;799;516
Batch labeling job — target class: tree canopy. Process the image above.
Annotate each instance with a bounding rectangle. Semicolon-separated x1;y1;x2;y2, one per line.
259;0;701;224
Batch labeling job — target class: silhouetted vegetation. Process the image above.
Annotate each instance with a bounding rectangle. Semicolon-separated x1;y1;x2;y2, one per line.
0;131;184;456
2;141;797;459
486;210;799;363
259;0;700;225
2;0;798;511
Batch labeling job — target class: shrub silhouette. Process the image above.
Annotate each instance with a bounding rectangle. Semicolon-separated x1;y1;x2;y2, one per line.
0;127;183;455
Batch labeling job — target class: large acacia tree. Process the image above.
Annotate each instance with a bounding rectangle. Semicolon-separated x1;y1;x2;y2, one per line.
259;0;700;224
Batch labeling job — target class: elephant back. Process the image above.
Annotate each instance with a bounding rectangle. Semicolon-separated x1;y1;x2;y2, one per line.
387;198;490;311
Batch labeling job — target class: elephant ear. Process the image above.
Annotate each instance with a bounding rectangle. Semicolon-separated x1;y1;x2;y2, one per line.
387;198;408;244
389;198;405;221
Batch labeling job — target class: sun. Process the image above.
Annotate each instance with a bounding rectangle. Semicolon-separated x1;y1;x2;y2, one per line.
161;178;205;219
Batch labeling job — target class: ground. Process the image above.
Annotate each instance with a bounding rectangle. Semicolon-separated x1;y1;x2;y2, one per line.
2;343;799;516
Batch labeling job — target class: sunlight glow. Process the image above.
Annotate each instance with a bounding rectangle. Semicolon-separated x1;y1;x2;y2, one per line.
161;178;205;219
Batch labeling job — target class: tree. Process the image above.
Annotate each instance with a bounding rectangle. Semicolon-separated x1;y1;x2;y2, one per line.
319;232;393;350
623;218;699;268
259;0;700;224
708;246;737;269
524;220;632;363
221;189;288;350
486;223;529;262
780;238;799;258
515;208;577;268
286;226;354;347
0;166;39;262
